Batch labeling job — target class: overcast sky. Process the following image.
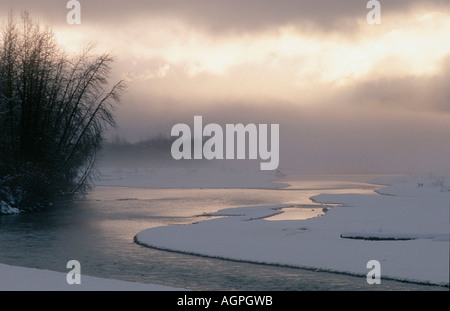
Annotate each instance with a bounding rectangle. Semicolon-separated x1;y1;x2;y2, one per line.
1;0;450;174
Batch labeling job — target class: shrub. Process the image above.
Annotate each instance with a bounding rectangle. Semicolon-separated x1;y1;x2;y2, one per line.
0;12;125;212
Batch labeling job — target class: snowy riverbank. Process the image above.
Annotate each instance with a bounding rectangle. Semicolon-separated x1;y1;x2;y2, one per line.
1;169;448;290
135;174;450;286
0;263;185;291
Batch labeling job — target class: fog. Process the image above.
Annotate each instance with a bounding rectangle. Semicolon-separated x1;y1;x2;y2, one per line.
1;0;449;175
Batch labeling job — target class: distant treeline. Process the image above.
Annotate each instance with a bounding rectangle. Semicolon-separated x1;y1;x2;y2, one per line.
100;134;178;164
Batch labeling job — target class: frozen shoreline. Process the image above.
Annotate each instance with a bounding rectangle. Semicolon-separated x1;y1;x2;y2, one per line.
0;263;185;291
1;168;448;290
135;174;450;287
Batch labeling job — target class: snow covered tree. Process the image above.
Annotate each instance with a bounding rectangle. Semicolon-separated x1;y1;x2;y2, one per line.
0;12;125;213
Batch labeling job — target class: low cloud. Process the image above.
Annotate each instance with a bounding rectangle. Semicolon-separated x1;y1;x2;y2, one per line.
342;53;450;114
2;1;449;174
2;0;450;33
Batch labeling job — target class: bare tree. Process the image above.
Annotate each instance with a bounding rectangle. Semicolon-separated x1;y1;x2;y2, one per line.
0;12;125;212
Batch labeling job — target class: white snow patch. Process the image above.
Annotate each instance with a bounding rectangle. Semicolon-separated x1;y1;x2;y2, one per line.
0;263;185;291
0;201;20;215
135;174;450;286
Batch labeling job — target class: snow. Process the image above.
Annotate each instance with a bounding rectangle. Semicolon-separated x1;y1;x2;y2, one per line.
0;263;185;291
0;187;21;215
2;162;449;289
0;200;20;215
0;162;288;291
135;174;450;286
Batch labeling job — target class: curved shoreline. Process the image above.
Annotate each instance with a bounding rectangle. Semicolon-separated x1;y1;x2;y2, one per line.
134;174;450;288
133;235;449;289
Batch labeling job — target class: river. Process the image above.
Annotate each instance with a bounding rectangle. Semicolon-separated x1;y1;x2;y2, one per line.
0;174;446;290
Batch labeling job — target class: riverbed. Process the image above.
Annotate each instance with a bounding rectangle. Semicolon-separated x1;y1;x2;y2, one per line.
0;174;446;290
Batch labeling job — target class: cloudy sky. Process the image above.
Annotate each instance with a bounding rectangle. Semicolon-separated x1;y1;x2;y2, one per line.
1;0;450;174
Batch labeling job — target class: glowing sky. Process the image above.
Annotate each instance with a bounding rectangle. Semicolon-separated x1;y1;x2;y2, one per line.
1;1;450;173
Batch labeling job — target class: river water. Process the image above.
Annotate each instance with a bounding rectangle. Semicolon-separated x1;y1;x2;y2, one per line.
0;174;446;290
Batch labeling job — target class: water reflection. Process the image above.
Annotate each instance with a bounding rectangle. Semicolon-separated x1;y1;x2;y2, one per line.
0;174;446;290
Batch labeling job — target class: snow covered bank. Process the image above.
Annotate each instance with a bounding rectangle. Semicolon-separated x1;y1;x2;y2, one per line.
0;188;21;215
135;174;450;286
0;263;185;291
0;201;20;215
